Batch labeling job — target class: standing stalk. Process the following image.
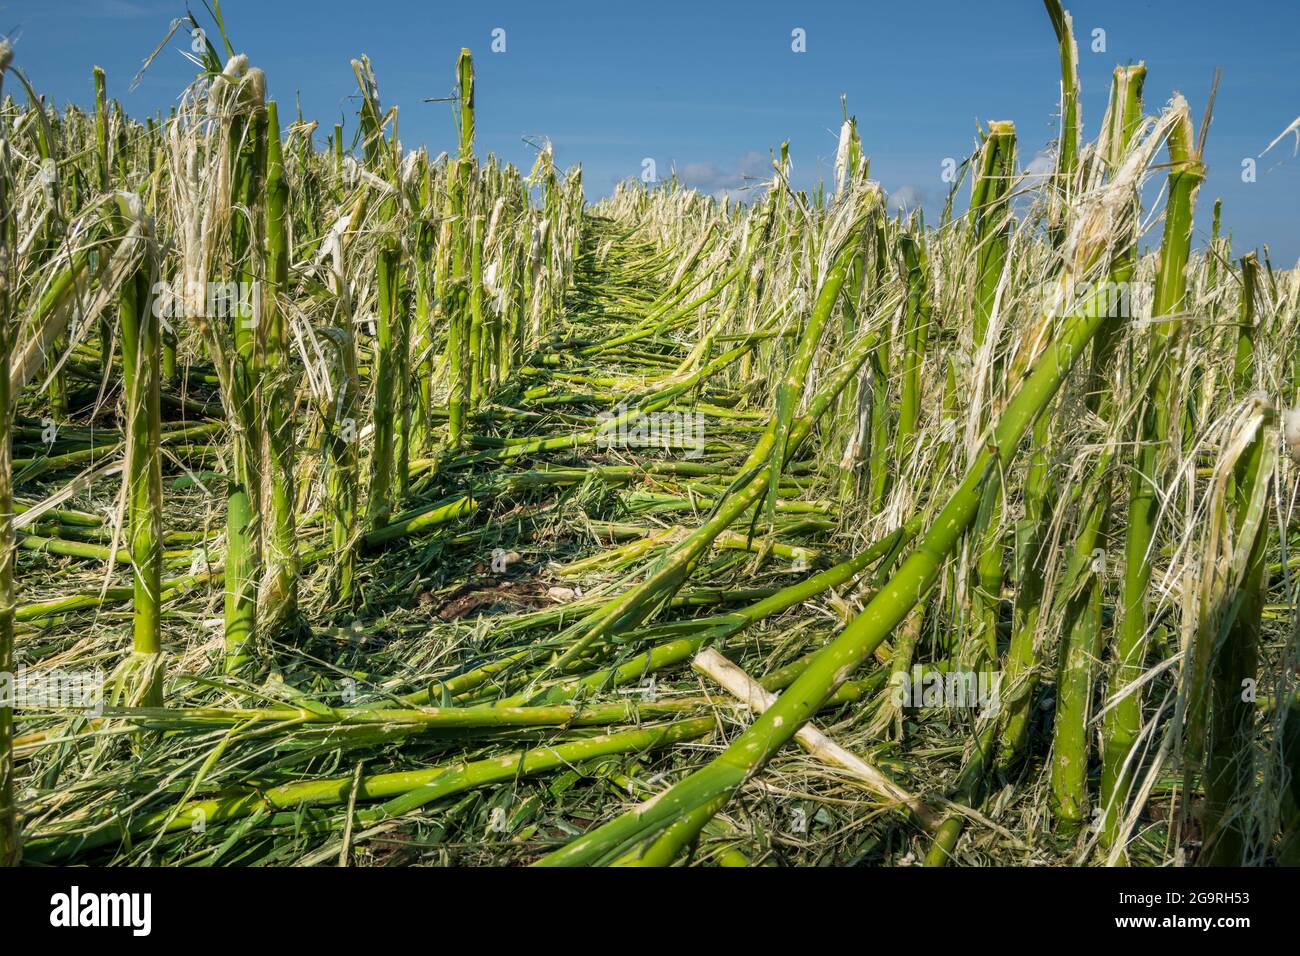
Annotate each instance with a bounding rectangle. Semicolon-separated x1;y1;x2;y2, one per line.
454;48;480;429
367;240;400;529
1043;0;1080;246
323;214;361;608
352;57;402;531
411;154;435;454
866;336;891;512
446;50;475;444
222;71;267;672
445;158;466;446
116;195;163;706
894;231;929;467
1100;96;1203;854
468;213;484;408
259;100;297;629
1200;254;1267;864
93;66;117;367
967;121;1016;665
1051;62;1146;838
1049;448;1113;831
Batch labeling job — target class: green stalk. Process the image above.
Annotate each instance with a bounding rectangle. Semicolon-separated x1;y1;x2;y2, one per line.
866;332;891;512
1045;59;1138;846
968;121;1016;665
353;58;402;531
1089;63;1146;410
1045;62;1148;836
894;231;929;465
928;123;1018;846
1043;0;1080;245
439;161;462;446
411;154;435;454
970;121;1016;350
93;66;116;366
1186;193;1222;448
325;324;359;605
832;197;868;501
27;97;67;417
922;721;998;865
1199;255;1267;865
131;697;734;734
1048;450;1113;832
1100;97;1203;854
996;410;1053;766
115;195;163;706
366;240;400;529
468;213;484;408
93;66;109;192
360;495;477;548
446;49;475;445
259;100;297;630
222;72;267;672
394;267;413;497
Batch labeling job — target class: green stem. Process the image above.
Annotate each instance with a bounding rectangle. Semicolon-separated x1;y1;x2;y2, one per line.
1101;100;1203;853
1200;255;1267;865
259;100;297;630
115;195;163;705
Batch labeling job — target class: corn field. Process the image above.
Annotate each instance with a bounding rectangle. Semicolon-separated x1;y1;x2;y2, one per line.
0;0;1298;869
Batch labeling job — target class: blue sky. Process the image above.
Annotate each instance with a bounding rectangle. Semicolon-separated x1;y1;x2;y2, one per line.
5;0;1299;260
